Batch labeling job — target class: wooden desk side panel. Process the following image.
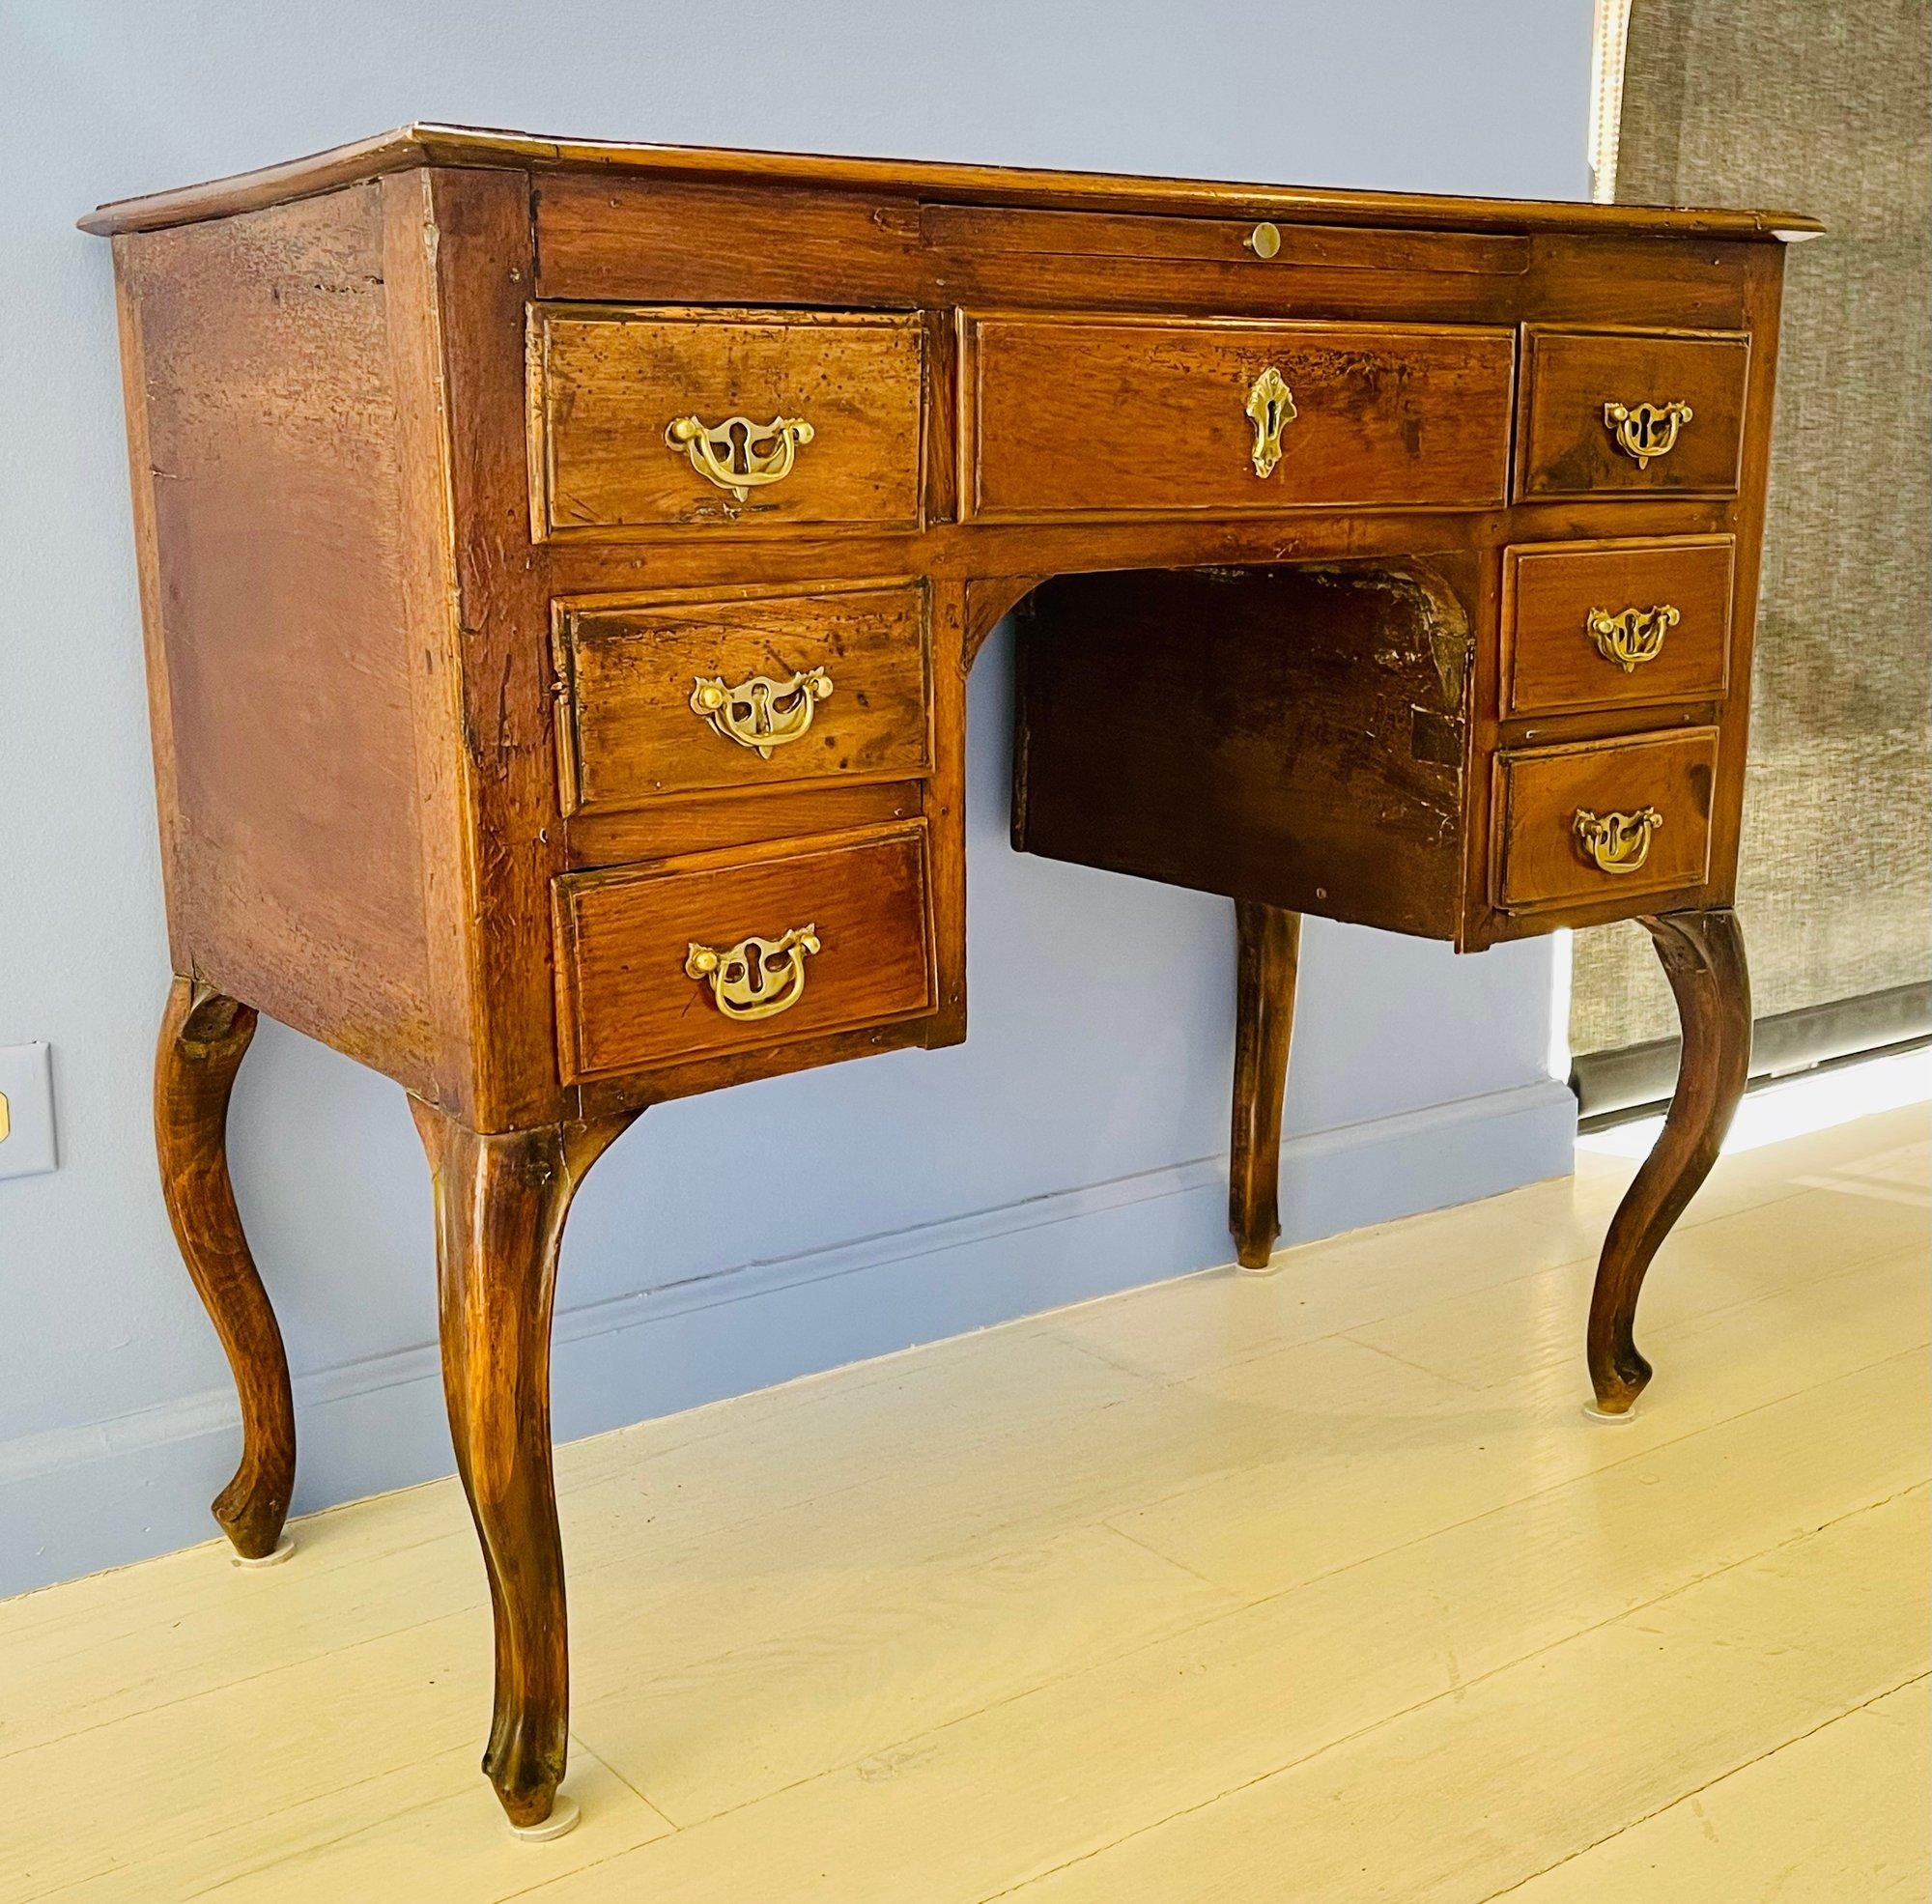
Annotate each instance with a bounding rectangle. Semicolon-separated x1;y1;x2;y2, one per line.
113;185;443;1090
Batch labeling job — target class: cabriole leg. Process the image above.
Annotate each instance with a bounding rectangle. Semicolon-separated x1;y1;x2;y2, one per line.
1229;900;1302;1269
155;976;296;1561
1587;908;1751;1415
412;1101;636;1834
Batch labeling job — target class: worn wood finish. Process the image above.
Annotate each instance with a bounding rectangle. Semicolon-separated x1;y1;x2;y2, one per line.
555;581;931;813
962;314;1515;519
1587;909;1752;1414
1516;327;1751;499
1229;903;1301;1270
554;822;934;1081
154;977;295;1561
412;1100;638;1829
1493;726;1719;912
1502;535;1735;717
92;128;1804;1832
530;305;923;536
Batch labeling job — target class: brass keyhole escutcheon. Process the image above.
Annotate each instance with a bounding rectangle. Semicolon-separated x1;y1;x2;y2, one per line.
685;924;822;1021
1603;400;1692;469
690;668;834;758
1245;365;1297;479
666;412;815;501
1574;807;1664;875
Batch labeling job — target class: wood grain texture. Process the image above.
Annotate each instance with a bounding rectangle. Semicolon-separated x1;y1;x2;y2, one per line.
1014;564;1473;939
556;582;930;812
1516;327;1751;499
1494;726;1719;913
554;823;935;1080
1502;534;1735;717
1229;903;1301;1270
412;1100;639;1829
962;313;1514;519
154;977;295;1560
1587;908;1752;1414
113;187;437;1088
531;306;923;536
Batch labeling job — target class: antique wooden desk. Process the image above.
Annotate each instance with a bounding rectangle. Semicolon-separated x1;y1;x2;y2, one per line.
85;127;1816;1834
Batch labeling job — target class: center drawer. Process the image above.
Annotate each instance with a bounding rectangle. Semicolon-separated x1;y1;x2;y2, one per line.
554;582;932;814
553;823;935;1081
960;312;1514;519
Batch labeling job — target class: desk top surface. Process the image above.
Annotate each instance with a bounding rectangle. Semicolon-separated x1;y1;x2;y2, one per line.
80;121;1821;242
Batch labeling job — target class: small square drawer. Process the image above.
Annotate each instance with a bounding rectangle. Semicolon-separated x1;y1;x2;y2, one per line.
961;312;1514;518
1502;536;1735;717
1493;727;1719;912
554;582;931;814
1516;327;1749;499
529;305;923;536
553;823;934;1081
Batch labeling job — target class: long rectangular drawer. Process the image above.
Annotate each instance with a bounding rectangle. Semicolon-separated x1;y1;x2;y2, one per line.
1492;727;1719;913
960;313;1515;519
1515;326;1749;499
1502;535;1735;717
553;823;934;1081
554;582;931;814
528;305;924;536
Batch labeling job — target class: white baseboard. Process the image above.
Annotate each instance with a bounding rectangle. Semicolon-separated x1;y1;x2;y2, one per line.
0;1079;1575;1598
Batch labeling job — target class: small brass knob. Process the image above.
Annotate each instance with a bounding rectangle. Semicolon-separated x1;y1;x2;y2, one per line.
1245;221;1282;260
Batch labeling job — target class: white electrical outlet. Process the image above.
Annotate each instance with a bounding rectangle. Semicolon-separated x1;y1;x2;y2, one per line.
0;1044;57;1179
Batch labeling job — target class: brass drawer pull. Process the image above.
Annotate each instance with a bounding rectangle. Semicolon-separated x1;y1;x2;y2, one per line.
1245;365;1297;478
1574;807;1663;875
1587;604;1679;672
665;412;815;501
685;924;821;1021
690;667;834;758
1602;399;1692;469
1245;221;1282;259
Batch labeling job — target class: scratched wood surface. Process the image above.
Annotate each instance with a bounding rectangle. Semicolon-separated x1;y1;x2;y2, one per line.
0;1104;1920;1900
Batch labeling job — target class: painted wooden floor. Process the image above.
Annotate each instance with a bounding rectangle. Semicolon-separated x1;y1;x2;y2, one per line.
2;1103;1925;1902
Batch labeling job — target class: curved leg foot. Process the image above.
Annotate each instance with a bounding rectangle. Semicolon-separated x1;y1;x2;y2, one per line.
1587;909;1750;1414
155;977;295;1560
412;1101;636;1832
1229;902;1301;1270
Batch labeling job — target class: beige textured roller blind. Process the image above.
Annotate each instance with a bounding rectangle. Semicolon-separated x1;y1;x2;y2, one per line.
1572;0;1932;1106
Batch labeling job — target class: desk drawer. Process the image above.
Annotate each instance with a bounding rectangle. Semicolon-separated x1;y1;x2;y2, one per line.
1494;728;1718;913
960;313;1513;519
554;824;934;1081
1516;327;1748;499
1503;536;1735;717
555;583;931;814
529;305;923;536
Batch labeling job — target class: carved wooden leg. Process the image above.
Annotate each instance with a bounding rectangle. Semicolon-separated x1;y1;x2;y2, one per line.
412;1101;636;1833
155;976;296;1560
1229;900;1302;1269
1587;908;1751;1415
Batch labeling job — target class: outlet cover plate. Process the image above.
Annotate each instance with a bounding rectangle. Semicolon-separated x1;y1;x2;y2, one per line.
0;1043;57;1179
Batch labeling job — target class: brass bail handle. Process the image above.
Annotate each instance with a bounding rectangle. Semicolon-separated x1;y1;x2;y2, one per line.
691;668;835;758
1603;399;1692;469
1586;604;1679;673
667;412;815;501
685;924;822;1022
1574;807;1664;875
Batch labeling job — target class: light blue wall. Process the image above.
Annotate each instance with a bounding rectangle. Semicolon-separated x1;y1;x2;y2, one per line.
0;0;1591;1596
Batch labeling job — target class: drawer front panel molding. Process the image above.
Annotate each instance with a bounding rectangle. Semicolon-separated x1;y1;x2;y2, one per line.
529;304;924;536
553;823;934;1080
554;582;932;813
961;312;1516;519
1493;726;1720;912
1502;535;1736;717
1515;327;1750;499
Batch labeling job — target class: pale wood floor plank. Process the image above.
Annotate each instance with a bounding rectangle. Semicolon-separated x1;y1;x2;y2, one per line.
0;1107;1920;1903
1486;1677;1930;1903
